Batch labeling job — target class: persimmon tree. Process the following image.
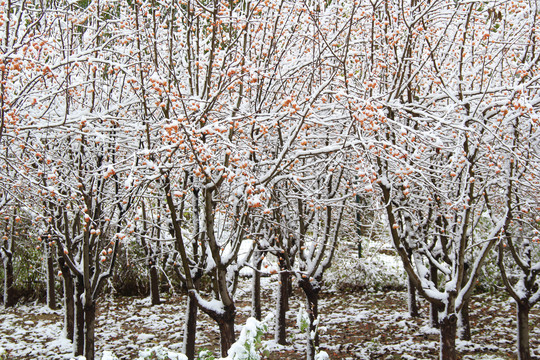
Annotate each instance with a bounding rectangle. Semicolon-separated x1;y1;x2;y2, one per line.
2;1;142;359
123;0;264;356
124;0;355;357
242;5;360;357
0;0;59;310
342;1;534;359
483;2;540;359
493;124;540;360
243;2;357;357
264;154;349;359
136;200;167;306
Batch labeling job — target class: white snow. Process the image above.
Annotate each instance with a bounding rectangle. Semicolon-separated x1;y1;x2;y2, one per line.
0;265;537;360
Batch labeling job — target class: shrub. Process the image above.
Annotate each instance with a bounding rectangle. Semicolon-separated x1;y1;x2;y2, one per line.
325;238;406;292
0;346;7;360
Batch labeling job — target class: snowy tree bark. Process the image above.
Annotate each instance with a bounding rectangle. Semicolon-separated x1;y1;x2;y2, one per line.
149;261;160;306
299;277;320;360
275;268;290;345
458;299;471;341
440;313;457;360
430;264;440;329
517;301;531;360
84;300;96;360
182;184;203;360
407;274;419;318
252;247;263;321
61;270;74;341
1;215;15;308
183;289;199;360
457;262;471;341
140;202;161;306
46;244;56;310
74;279;85;356
55;239;73;339
216;304;236;357
1;247;15;308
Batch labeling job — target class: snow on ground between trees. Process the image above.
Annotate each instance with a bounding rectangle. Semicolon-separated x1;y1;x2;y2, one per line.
0;276;539;360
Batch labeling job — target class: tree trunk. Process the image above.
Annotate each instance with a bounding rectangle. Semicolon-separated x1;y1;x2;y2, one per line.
57;245;74;339
458;299;471;341
217;304;236;358
286;275;292;312
183;184;200;360
252;248;262;321
439;313;457;360
431;305;441;329
84;300;96;360
458;262;471;341
62;273;75;341
73;280;85;356
2;251;15;307
149;263;160;305
183;291;198;360
517;301;531;360
305;293;319;360
308;295;319;360
275;270;289;345
430;264;439;328
46;245;57;310
407;274;419;317
299;279;320;360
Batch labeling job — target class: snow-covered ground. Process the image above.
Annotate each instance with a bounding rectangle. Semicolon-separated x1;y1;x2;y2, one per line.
1;235;540;359
1;274;539;359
